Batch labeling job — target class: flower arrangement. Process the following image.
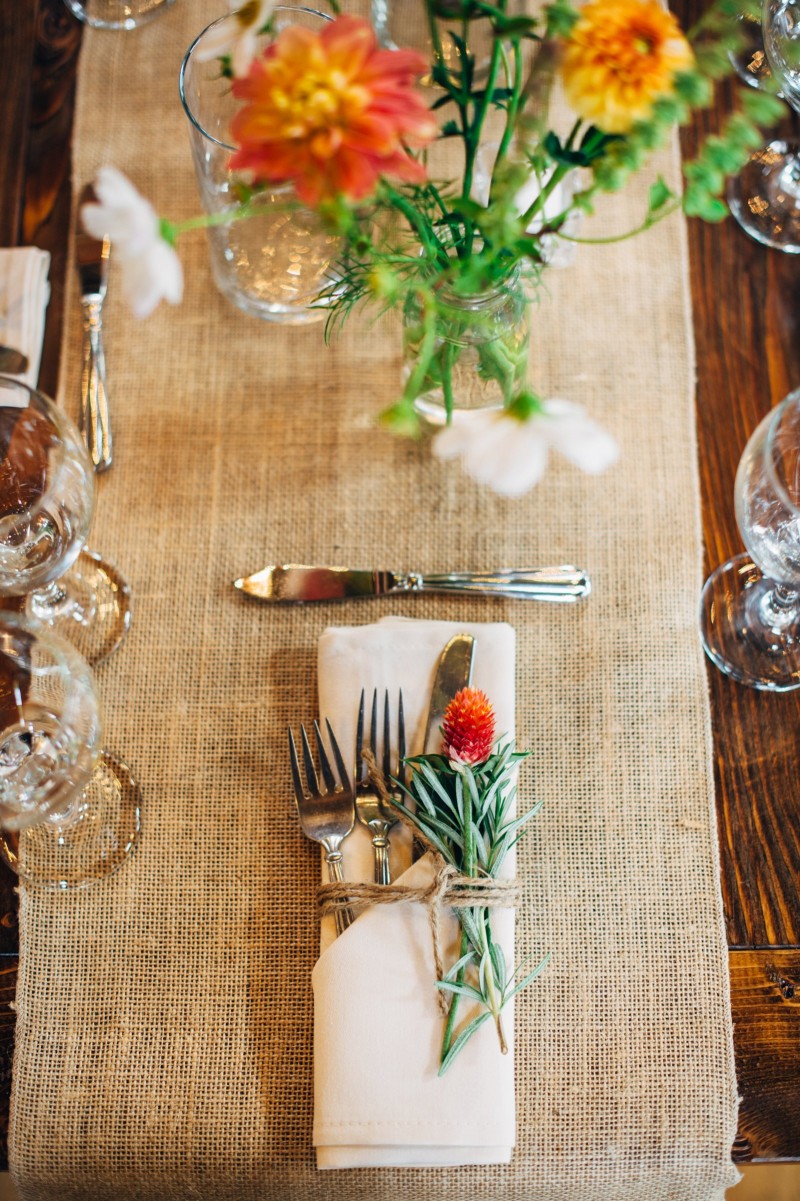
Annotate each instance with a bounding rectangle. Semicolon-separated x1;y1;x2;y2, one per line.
393;685;545;1073
84;0;783;494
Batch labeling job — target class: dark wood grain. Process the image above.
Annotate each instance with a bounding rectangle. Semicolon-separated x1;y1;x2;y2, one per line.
730;951;800;1162
2;0;800;1172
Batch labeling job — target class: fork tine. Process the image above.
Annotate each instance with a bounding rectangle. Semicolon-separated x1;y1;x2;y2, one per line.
300;724;320;796
288;728;306;805
382;689;391;781
355;689;365;784
397;689;406;775
325;718;351;791
314;719;337;792
370;689;378;759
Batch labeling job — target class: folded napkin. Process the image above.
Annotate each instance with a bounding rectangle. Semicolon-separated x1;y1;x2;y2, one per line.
0;247;50;390
313;616;517;1169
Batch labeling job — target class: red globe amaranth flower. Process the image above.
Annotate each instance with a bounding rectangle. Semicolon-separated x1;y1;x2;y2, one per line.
442;688;496;767
229;15;437;206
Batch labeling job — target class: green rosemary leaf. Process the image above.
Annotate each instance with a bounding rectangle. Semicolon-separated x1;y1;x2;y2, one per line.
471;820;489;868
458;906;485;949
436;980;485;1002
504;951;551;1001
438;1011;493;1075
444;950;477;979
489;938;507;992
416;760;457;808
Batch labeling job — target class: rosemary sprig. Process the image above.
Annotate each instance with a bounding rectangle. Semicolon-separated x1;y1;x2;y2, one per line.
392;738;547;1074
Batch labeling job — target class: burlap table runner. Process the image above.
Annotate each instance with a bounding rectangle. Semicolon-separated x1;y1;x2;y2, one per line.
8;2;740;1198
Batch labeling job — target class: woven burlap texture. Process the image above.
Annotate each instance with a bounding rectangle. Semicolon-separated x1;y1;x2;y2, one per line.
9;3;740;1199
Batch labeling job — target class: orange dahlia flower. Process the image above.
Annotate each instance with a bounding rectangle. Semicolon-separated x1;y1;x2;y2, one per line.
442;688;496;767
561;0;694;134
229;15;437;205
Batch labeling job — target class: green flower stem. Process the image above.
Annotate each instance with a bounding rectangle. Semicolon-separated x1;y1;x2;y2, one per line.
560;198;682;245
483;909;508;1054
166;195;286;241
441;340;456;422
519;118;584;227
401;292;439;403
440;778;474;1067
424;0;445;66
463;37;504;205
491;37;525;197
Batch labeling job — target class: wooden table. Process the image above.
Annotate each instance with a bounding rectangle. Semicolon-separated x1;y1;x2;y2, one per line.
1;0;799;1170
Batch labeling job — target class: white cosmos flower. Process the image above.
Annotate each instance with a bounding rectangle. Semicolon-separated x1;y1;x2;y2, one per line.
81;167;183;320
195;0;276;78
432;400;620;497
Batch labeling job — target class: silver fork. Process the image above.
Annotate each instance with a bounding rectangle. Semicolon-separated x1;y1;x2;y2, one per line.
355;689;405;885
288;719;356;936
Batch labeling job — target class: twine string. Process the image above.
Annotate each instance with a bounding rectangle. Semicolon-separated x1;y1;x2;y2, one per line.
318;750;520;1015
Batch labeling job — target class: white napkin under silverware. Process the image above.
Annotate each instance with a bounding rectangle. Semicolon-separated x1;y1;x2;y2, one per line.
0;247;51;390
314;616;518;1169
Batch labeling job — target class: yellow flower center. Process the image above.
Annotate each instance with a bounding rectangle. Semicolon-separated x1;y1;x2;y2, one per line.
235;1;261;29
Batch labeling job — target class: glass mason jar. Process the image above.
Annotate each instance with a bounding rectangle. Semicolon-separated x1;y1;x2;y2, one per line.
402;269;530;426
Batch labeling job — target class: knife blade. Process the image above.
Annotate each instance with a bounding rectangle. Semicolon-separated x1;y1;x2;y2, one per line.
76;185;113;472
234;564;591;603
423;634;475;753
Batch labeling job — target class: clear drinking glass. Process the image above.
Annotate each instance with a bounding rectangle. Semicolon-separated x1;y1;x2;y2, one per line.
728;0;800;253
701;389;800;690
0;376;131;666
62;0;174;30
0;612;141;888
179;7;342;324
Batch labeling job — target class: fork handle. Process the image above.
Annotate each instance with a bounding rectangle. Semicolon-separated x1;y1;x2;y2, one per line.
324;851;354;936
80;297;113;472
372;835;390;885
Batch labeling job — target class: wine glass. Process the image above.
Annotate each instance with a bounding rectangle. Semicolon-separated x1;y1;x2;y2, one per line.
0;612;141;888
727;0;800;253
0;375;131;665
701;388;800;690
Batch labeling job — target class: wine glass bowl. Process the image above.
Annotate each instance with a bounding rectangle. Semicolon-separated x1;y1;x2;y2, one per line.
0;612;141;888
0;376;131;665
0;614;101;832
0;387;93;593
728;1;800;252
701;388;800;689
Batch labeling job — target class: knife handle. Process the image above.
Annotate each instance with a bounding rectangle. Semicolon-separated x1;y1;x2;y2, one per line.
80;297;113;472
410;567;591;603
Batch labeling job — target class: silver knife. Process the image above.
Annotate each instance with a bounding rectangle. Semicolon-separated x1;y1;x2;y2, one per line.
76;185;113;472
234;564;591;603
424;634;475;753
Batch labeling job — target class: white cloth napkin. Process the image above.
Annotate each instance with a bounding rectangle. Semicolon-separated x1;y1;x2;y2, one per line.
0;247;51;390
313;616;517;1169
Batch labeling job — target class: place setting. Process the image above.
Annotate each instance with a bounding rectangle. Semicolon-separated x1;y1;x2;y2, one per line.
6;0;796;1198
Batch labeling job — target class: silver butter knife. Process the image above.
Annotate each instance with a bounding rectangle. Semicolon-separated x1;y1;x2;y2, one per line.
424;633;475;753
76;186;112;472
234;564;591;603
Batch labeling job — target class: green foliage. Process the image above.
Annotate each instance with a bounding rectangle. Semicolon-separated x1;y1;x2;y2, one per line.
392;739;545;1072
309;0;788;423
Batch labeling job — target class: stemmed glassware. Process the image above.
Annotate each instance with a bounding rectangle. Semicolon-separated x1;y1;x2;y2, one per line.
728;0;800;252
0;376;131;666
0;612;140;888
701;388;800;690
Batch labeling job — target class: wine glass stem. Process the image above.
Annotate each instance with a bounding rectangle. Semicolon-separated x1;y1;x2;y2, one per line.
758;581;800;630
30;580;72;620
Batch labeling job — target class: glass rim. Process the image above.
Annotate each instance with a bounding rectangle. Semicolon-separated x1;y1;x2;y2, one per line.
179;5;332;151
0;373;94;536
764;386;800;516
